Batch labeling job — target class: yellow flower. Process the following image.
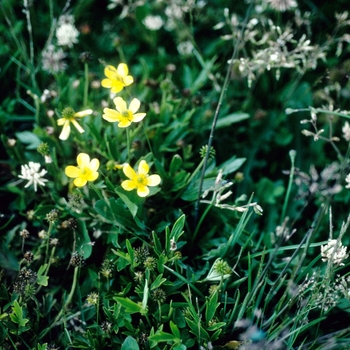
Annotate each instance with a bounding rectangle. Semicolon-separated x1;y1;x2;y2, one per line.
65;153;100;187
101;64;134;93
57;107;93;140
103;97;146;128
121;160;161;197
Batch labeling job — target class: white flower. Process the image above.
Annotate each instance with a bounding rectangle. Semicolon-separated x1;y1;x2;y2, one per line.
56;23;79;47
342;121;350;141
142;15;164;31
321;239;348;266
345;173;350;189
177;41;194;56
18;162;48;192
266;0;297;12
42;45;67;73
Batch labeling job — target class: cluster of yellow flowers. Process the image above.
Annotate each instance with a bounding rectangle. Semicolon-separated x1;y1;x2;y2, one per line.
59;63;160;197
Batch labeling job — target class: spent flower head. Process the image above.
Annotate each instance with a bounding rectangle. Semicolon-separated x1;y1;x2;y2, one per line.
101;63;133;93
18;162;48;192
42;44;67;73
57;107;93;140
103;97;146;128
121;160;161;197
56;15;79;47
65;153;100;187
321;239;348;266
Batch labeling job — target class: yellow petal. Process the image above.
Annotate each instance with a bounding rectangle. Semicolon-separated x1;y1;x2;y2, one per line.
90;158;100;172
71;119;85;133
59;121;71;140
57;118;66;126
138;160;149;175
65;166;80;178
137;186;150;197
77;153;90;167
132;113;146;122
118;120;131;128
147;174;161;187
123;76;134;86
104;65;117;79
74;109;93;117
113;97;127;112
129;98;140;113
101;78;113;88
123;163;136;179
110;82;124;94
86;171;99;182
117;63;128;76
74;177;87;187
103;108;121;123
121;179;136;191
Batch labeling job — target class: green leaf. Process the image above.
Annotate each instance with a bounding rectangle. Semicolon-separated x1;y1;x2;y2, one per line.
114;297;143;314
15;131;42;149
10;301;29;327
170;214;186;241
150;274;167;290
218;157;246;176
121;336;140;350
205;291;219;323
170;320;181;339
94;198;145;231
148;330;177;343
77;220;92;259
207;112;249;130
37;264;49;286
115;186;141;217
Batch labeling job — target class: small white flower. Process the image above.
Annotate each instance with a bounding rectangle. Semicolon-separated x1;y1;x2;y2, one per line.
142;15;164;31
342;122;350;141
177;41;194;56
345;173;350;189
42;45;67;73
321;239;348;266
56;21;79;47
18;162;48;192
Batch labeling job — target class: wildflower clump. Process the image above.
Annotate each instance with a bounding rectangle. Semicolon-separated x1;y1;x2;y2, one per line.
121;160;161;197
65;153;100;187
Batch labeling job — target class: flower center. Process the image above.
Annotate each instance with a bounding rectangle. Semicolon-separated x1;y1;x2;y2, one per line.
136;175;147;186
80;167;93;179
122;110;133;121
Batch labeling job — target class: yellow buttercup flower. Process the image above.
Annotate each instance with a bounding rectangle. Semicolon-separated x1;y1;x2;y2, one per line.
65;153;100;187
121;160;161;197
103;97;146;128
101;64;133;93
57;107;93;140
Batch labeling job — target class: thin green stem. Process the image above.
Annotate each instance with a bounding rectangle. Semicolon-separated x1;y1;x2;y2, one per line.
142;122;154;157
192;201;213;243
280;150;296;222
193;4;253;226
126;127;131;163
44;222;54;264
84;62;89;107
89;182;104;200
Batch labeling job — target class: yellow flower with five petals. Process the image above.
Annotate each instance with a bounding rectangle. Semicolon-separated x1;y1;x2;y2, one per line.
57;107;93;140
65;153;100;187
103;97;146;128
121;160;161;197
101;64;133;93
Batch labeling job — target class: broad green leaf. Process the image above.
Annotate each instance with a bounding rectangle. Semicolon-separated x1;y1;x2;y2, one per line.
10;301;29;327
15;131;41;149
114;297;143;314
150;274;167;290
94;198;145;231
206;112;249;130
170;214;186;241
170;320;181;339
37;264;49;286
115;186;141;217
218;157;246;176
205;291;219;323
121;336;140;350
148;330;177;343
